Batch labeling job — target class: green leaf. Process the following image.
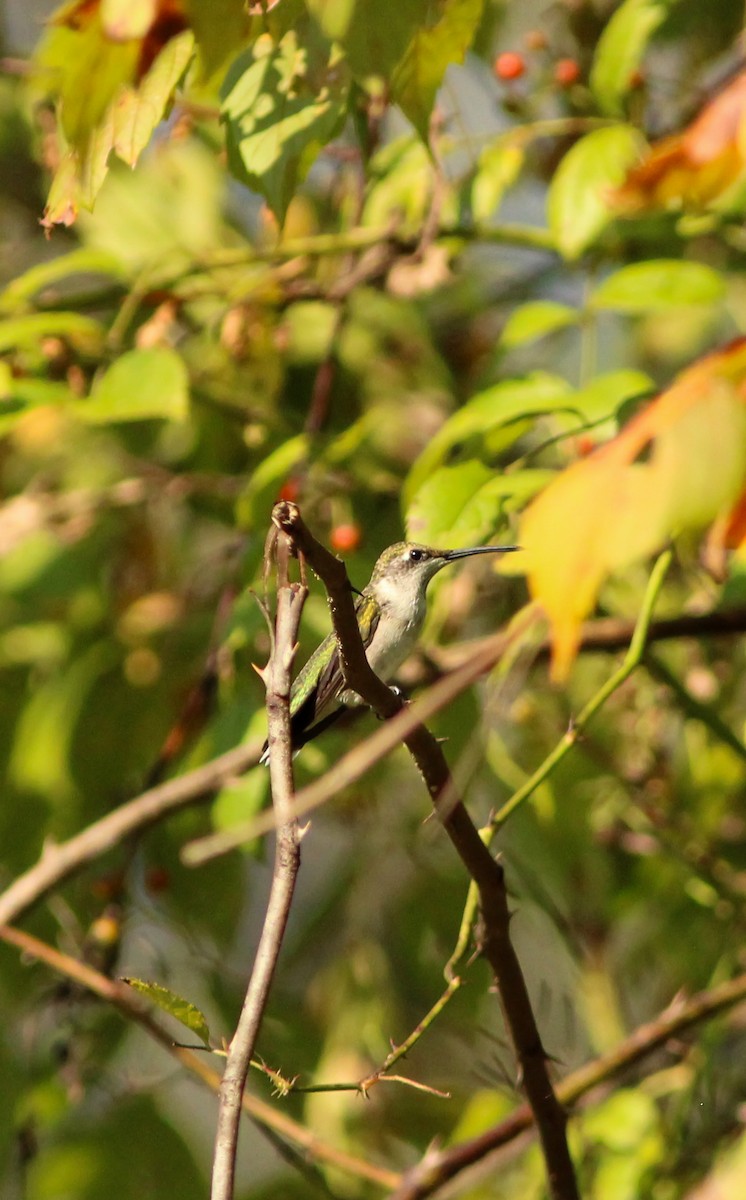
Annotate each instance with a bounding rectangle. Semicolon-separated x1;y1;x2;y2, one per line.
403;372;572;506
0;249;126;315
590;0;672;117
569;369;653;424
407;462;553;546
500;301;579;349
113;31;195;167
407;459;491;545
362;135;433;227
547;125;643;260
122;978;212;1048
77;348;189;423
32;7;139;148
10;642;117;802
221;28;350;221
0;379;75;437
0;312;105;355
589;260;726;312
34;11;196;226
471;138;524;224
322;0;424;81
186;0;254;83
236;434;309;528
391;0;485;139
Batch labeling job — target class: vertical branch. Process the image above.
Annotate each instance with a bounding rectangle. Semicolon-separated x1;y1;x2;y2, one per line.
210;527;307;1200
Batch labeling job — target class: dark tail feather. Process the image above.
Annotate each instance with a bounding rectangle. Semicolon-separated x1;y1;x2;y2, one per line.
260;703;352;764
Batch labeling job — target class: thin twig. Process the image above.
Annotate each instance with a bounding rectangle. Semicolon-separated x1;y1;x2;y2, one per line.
446;552;673;982
493;550;673;827
390;970;746;1199
210;529;307;1200
270;502;579;1200
0;923;399;1191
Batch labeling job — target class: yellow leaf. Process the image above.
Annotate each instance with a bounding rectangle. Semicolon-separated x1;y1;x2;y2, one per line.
613;70;746;212
519;340;746;679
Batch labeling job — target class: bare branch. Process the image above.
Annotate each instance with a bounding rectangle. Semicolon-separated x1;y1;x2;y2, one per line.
210;526;306;1200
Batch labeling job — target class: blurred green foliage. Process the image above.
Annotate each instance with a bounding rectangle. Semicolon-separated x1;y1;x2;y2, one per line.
2;1;746;1198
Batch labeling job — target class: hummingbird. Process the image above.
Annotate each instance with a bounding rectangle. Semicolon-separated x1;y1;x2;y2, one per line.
260;540;518;762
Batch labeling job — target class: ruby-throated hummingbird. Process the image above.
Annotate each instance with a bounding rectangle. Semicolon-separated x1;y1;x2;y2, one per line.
261;540;518;761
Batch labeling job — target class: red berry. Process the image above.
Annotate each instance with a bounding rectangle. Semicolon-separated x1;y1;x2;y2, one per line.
576;434;596;457
145;867;171;894
277;477;300;503
494;52;526;82
554;58;581;87
330;523;362;553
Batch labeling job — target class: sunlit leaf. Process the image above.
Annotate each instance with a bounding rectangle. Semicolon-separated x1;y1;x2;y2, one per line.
471;139;524;224
391;0;484;139
590;0;671;117
404;373;572;507
221;28;350;221
101;0;158;40
0;312;105;355
407;463;552;546
329;0;427;83
500;301;579;349
362;135;434;228
33;3;194;227
237;433;309;528
567;369;653;424
548;124;643;259
122;978;212;1047
589;260;725;312
113;30;195;166
77;347;189;422
33;5;139;147
519;339;746;679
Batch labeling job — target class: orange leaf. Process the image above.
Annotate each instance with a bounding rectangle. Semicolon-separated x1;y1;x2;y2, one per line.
518;339;746;680
613;71;746;212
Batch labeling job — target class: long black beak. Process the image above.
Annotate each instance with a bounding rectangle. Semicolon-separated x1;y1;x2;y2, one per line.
443;545;520;561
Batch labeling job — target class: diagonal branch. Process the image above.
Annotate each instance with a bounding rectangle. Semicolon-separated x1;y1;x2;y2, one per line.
270;501;580;1200
389;968;746;1198
7;576;734;928
0;739;263;928
0;923;398;1191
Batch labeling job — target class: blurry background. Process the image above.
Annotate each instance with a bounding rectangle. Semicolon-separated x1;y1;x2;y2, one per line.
2;1;746;1197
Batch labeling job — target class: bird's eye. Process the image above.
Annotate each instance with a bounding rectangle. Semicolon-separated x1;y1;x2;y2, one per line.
408;548;426;562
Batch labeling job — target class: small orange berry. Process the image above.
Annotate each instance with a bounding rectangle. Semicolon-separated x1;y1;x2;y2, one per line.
494;51;526;82
554;58;581;87
330;523;362;553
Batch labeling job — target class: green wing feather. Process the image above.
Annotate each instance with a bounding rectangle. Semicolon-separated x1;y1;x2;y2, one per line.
289;592;380;743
